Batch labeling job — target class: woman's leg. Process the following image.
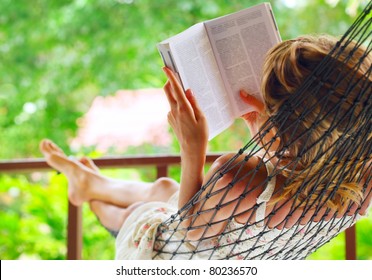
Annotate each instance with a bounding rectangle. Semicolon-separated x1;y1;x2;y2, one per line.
40;139;179;207
77;156;144;236
89;200;144;236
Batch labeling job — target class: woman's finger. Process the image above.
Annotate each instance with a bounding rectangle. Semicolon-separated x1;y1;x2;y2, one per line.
167;111;174;126
186;89;204;121
240;90;264;112
163;67;190;106
163;80;177;108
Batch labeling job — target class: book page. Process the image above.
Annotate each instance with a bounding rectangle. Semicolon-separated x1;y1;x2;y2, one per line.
205;3;281;117
158;23;234;140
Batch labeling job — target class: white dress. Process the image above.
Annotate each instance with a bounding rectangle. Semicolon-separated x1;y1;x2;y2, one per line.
115;159;369;260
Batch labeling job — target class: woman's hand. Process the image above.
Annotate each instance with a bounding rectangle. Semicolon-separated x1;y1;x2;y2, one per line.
240;89;280;151
239;89;266;136
163;67;208;158
240;89;265;121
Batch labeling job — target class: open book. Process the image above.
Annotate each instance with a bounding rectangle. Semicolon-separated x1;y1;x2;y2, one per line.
157;3;281;140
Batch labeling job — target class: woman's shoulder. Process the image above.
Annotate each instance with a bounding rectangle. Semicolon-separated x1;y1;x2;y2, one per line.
206;152;270;216
211;152;264;172
210;152;271;186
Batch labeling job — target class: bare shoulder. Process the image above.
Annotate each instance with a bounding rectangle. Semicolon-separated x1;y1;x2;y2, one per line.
207;152;264;180
202;152;268;222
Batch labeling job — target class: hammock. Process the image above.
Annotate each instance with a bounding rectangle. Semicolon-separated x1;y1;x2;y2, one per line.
153;2;371;260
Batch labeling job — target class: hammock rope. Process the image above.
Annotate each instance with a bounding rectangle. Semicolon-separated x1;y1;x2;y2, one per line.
154;2;372;260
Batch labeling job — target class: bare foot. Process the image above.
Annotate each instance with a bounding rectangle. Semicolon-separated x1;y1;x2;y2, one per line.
79;156;100;173
40;139;96;206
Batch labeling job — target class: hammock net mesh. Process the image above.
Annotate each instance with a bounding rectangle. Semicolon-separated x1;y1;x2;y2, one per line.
153;2;372;260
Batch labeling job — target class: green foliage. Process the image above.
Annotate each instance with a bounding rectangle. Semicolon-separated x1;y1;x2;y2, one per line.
0;0;370;260
356;212;372;260
0;0;264;158
308;232;345;260
0;173;67;259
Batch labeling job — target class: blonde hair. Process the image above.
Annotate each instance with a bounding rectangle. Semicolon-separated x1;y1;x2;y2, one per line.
261;35;371;211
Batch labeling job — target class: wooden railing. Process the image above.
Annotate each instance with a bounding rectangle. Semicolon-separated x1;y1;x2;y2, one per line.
0;154;356;260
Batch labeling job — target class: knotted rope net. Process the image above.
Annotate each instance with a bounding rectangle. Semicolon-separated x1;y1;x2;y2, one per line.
154;2;371;259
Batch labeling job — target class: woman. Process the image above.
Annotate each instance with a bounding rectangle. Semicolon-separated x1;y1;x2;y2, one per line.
40;35;371;259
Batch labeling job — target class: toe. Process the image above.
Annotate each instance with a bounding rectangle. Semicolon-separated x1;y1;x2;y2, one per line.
39;139;51;154
40;139;65;156
49;141;63;154
79;157;99;172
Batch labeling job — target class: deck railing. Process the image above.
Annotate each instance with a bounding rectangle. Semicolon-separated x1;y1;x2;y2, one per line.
0;154;356;260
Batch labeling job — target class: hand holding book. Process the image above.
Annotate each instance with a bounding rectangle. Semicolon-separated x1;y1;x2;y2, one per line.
163;67;208;158
158;2;281;140
239;89;267;138
240;89;265;123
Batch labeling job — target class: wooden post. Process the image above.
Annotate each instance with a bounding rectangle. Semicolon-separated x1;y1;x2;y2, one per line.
345;225;356;260
67;202;82;260
156;165;168;178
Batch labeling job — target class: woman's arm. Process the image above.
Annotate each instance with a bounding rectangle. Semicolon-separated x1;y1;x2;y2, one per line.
162;67;208;209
